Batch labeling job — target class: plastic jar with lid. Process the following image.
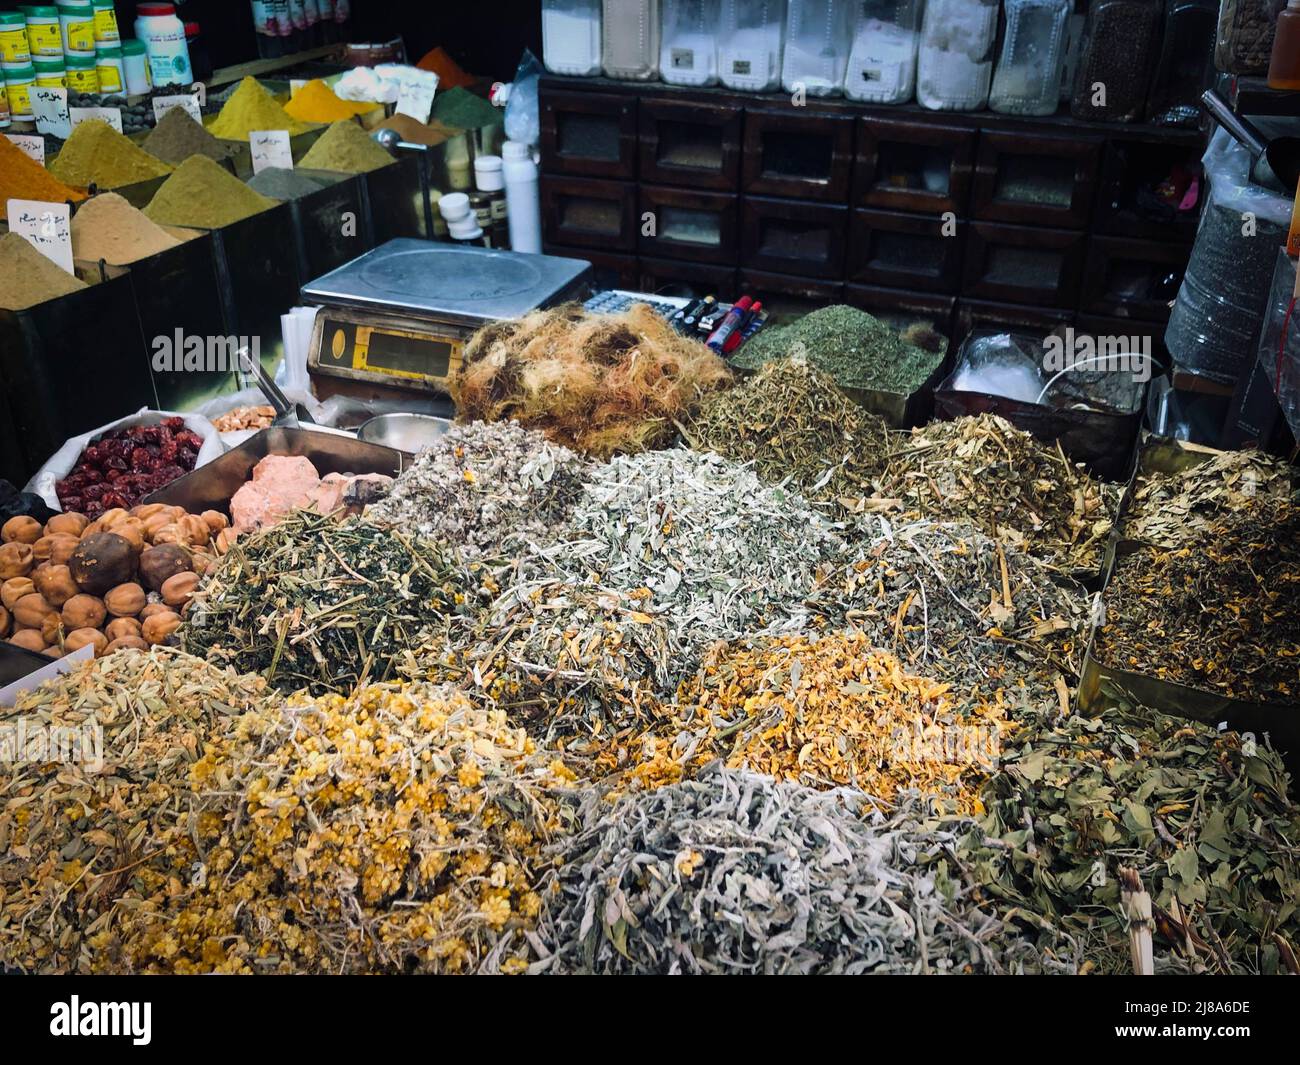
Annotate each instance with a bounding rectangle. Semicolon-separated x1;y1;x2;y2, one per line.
0;11;31;63
135;2;191;86
915;0;998;110
90;0;118;42
4;62;34;117
1069;0;1161;121
542;0;603;76
121;37;148;93
64;49;96;89
988;0;1071;115
24;5;63;56
718;0;785;92
660;0;720;86
602;0;661;80
1146;0;1217;124
844;0;923;103
32;53;64;86
94;40;122;91
60;3;95;54
0;79;10;127
782;0;853;96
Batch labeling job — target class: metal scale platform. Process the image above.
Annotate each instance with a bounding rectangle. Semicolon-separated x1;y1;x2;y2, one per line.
302;240;591;406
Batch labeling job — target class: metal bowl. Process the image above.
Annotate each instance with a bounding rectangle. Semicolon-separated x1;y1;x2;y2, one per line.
356;412;452;454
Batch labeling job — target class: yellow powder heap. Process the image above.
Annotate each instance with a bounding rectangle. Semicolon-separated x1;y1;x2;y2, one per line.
299;119;395;173
209;76;314;139
144;155;278;229
285;79;381;123
48;120;173;190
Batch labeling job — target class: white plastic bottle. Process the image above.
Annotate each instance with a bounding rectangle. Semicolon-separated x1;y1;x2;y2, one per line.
134;1;192;87
503;140;542;254
603;0;661;80
542;0;603;76
660;0;720;85
719;0;786;91
781;0;852;96
915;0;998;111
843;0;922;103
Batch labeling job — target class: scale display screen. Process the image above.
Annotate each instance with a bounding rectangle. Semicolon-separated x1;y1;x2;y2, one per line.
365;331;453;378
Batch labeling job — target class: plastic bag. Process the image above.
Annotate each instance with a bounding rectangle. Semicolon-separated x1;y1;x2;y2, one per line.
0;479;56;527
23;408;225;512
504;49;543;146
195;388;328;447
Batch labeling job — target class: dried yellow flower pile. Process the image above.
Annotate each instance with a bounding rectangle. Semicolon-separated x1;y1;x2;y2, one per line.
0;649;271;974
114;683;576;974
589;634;1012;814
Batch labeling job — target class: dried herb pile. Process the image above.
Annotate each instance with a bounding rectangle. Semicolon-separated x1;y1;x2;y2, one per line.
1125;448;1297;549
535;768;1058;975
878;415;1118;572
182;511;467;694
451;304;733;458
0;649;271;975
1097;498;1300;703
948;698;1300;974
367;420;589;563
729;304;944;395
681;356;893;517
114;683;576;974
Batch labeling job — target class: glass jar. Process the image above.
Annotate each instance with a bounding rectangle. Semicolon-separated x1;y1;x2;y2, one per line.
661;0;720;85
1215;0;1285;75
603;0;661;80
1070;0;1161;121
916;0;998;111
1147;0;1218;125
542;0;603;76
719;0;786;90
844;0;922;103
781;0;852;96
989;0;1071;115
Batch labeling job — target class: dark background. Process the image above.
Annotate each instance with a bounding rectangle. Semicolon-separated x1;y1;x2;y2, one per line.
115;1;543;81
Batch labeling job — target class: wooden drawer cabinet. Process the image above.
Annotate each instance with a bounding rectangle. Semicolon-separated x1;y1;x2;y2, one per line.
848;208;963;293
742;105;856;201
542;243;638;290
540;175;637;251
1080;235;1186;322
741;196;848;279
639;257;739;297
853;116;975;216
954;298;1075;342
739;269;845;313
971;130;1102;229
639;98;743;191
962;221;1087;308
638;184;739;265
540;89;638;179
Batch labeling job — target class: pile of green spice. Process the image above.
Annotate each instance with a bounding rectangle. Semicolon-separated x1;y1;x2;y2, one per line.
144;155;277;229
142;107;238;166
298;120;394;173
48;119;173;190
732;304;943;395
432;87;503;130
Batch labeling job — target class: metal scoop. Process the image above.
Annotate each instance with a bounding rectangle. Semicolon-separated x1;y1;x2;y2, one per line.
237;346;315;427
1201;90;1300;194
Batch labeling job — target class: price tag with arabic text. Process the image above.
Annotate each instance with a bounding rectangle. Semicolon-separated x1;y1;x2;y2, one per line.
31;87;70;139
249;130;293;175
71;107;123;133
152;94;202;123
6;199;74;275
4;134;45;165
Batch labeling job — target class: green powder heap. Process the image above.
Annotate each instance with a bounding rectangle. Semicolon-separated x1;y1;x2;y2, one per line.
144;155;277;229
431;87;502;131
143;107;239;166
298;120;395;173
48;120;174;190
732;305;944;395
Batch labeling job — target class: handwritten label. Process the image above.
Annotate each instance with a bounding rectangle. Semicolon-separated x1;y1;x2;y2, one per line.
6;199;74;275
152;93;202;123
70;106;123;133
249;130;293;175
4;134;46;165
31;87;70;140
395;73;438;123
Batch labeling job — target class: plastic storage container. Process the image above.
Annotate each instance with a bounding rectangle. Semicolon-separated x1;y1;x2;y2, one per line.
660;0;720;85
602;0;661;80
134;1;191;86
719;0;785;90
781;0;852;96
0;11;32;63
1147;0;1218;124
59;2;94;54
64;50;97;90
1215;0;1284;75
916;0;998;111
94;41;123;92
1267;0;1300;87
4;63;34;119
24;6;62;57
843;0;922;103
121;37;148;93
989;0;1071;115
91;0;119;42
1070;0;1162;121
542;0;603;76
32;54;65;86
0;80;9;127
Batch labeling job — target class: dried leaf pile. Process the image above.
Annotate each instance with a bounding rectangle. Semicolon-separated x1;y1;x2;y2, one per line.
878;415;1118;573
183;511;468;695
366;420;589;563
680;356;893;518
0;649;271;974
535;768;1061;974
114;683;577;974
451;304;732;458
1097;498;1300;703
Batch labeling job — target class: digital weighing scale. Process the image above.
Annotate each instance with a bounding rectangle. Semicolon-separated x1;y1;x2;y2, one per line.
302;240;592;406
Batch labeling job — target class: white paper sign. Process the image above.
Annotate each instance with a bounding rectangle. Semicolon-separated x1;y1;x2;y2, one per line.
290;79;307;97
395;74;438;123
31;87;70;139
6;199;74;275
71;106;123;133
152;93;202;123
4;134;46;165
249;129;293;175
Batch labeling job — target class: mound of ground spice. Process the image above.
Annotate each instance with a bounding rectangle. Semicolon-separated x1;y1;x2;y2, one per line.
208;76;313;139
142;106;238;166
0;135;87;219
298;119;395;173
245;167;338;201
47;119;173;190
285;78;381;123
144;155;277;229
375;112;457;146
0;231;88;309
71;192;184;264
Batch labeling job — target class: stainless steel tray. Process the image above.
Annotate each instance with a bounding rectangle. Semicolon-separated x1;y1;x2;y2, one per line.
144;426;408;517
